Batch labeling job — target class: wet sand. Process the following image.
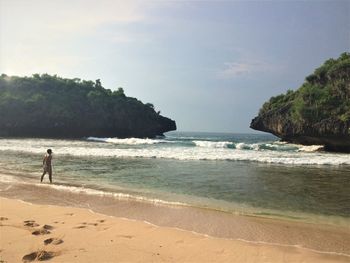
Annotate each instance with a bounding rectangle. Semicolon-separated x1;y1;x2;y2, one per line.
1;197;349;263
1;179;350;256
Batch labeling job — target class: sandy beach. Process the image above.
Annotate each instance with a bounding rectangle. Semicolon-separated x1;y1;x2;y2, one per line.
0;197;349;263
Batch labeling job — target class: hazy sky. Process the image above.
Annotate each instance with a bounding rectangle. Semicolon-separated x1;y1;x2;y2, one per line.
0;0;349;133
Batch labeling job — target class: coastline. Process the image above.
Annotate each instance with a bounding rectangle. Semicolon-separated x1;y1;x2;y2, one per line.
1;197;349;263
1;170;350;262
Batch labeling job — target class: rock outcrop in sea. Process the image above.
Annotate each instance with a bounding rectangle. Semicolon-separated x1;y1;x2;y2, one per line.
250;53;350;152
0;74;176;138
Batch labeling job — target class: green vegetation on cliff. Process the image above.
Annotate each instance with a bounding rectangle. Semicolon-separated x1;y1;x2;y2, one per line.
251;53;350;152
0;74;176;138
259;52;350;124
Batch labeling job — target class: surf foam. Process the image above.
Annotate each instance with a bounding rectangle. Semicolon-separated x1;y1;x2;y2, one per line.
193;140;233;148
87;137;163;145
35;183;188;207
0;138;349;166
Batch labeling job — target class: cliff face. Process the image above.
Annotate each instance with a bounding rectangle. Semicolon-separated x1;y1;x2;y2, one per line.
0;74;176;138
250;53;350;152
250;107;350;152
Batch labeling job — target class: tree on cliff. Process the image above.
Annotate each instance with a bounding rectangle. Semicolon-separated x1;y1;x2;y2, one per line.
259;52;350;123
0;74;176;138
251;52;350;152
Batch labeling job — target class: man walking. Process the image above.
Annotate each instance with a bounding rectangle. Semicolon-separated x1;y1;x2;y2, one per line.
41;149;53;183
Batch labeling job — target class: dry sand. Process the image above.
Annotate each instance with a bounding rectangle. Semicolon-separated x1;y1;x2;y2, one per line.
0;197;349;263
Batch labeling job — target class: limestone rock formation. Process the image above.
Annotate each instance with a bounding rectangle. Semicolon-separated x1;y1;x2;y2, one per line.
0;74;176;138
250;53;350;152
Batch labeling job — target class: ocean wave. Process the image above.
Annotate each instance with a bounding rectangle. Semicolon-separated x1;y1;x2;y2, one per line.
1;145;348;165
0;138;348;166
35;183;188;207
297;145;324;152
192;141;290;151
87;137;163;145
192;140;322;153
63;148;349;165
0;174;20;183
193;140;233;148
235;142;258;150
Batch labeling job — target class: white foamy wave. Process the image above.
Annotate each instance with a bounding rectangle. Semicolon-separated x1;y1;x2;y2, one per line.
87;137;163;145
235;142;260;150
193;141;233;148
297;145;324;152
270;141;324;152
30;146;350;165
0;174;19;183
0;138;349;166
236;142;322;152
35;183;187;207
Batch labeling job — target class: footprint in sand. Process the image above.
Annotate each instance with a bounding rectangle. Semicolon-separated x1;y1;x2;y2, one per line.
22;250;56;262
0;217;8;221
74;225;87;229
97;219;105;223
31;224;53;235
32;228;51;236
44;238;63;245
65;213;74;216
77;222;98;227
23;220;40;227
43;225;54;230
118;235;134;239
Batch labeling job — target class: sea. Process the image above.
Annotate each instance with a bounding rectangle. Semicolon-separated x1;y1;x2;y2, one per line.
0;131;349;228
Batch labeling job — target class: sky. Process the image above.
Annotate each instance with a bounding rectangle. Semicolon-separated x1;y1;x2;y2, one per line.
0;0;349;133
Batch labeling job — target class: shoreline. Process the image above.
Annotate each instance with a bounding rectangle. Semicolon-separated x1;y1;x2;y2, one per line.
1;197;349;263
1;171;349;229
1;177;350;259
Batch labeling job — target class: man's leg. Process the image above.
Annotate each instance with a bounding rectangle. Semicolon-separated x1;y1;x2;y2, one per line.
41;171;46;182
48;170;52;183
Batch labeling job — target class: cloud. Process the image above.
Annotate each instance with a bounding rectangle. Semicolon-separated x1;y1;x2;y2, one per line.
47;1;146;34
0;0;153;76
0;0;148;36
0;46;94;77
217;60;273;79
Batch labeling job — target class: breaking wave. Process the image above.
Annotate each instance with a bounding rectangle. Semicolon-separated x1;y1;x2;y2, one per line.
193;140;233;148
85;137;325;153
87;137;163;145
35;183;188;207
0;136;347;166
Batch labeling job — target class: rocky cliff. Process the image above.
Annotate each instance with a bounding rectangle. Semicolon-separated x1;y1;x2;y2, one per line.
250;53;350;152
0;74;176;138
